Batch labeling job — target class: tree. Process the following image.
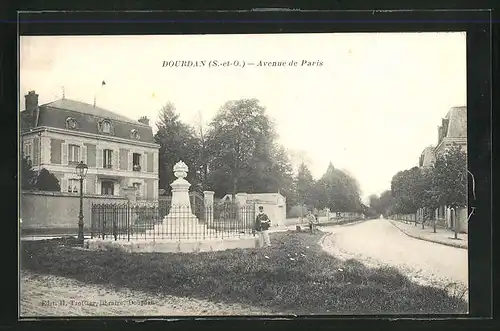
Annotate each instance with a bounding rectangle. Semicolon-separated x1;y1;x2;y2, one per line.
391;167;421;216
154;102;200;194
35;168;61;191
432;144;467;237
295;162;316;209
205;98;277;197
314;162;363;212
192;110;210;188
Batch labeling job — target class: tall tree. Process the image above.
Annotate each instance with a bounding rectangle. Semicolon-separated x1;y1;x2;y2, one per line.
314;163;363;212
432;144;467;237
295;162;316;209
154;102;199;194
391;167;421;215
206;98;276;197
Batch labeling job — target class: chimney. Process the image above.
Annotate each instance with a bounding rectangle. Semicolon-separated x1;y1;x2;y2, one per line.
25;91;39;127
138;116;150;125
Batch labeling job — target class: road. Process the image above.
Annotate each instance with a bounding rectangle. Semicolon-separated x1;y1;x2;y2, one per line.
319;218;468;293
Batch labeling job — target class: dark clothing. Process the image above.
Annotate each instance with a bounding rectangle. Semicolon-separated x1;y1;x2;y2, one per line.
255;213;271;231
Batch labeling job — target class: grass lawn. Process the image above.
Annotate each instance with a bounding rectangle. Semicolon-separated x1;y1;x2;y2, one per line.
20;231;467;315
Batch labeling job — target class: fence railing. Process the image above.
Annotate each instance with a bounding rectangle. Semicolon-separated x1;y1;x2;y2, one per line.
90;202;256;241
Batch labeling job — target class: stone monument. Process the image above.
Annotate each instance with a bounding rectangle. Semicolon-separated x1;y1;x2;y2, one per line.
147;160;207;238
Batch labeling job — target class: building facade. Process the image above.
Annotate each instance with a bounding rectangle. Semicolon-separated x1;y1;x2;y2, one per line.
418;146;436;168
434;106;467;156
20;91;160;200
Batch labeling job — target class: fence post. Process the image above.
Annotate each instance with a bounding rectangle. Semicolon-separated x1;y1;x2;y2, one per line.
90;202;94;239
126;201;130;241
101;204;106;240
112;204;117;241
203;191;215;236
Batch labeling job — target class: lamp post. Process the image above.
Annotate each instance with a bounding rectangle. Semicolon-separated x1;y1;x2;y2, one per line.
76;161;88;245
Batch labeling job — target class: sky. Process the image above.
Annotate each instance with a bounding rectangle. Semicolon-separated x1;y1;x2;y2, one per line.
19;33;467;202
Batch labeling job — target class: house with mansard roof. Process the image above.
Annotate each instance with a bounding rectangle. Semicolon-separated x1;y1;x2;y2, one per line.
20;91;160;200
434;106;467;156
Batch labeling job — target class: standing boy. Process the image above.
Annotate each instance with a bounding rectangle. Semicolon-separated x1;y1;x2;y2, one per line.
255;206;271;247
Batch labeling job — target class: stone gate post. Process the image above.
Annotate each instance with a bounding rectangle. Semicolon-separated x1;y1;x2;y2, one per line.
203;191;215;225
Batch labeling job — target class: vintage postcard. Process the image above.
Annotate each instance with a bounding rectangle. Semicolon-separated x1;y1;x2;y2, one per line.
19;32;468;317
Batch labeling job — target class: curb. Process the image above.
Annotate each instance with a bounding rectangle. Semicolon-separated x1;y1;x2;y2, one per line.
319;231;334;246
388;220;467;250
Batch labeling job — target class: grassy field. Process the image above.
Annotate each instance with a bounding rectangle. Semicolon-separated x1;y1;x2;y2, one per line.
20;231;467;315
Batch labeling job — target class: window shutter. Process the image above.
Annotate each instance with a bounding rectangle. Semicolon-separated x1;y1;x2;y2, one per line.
96;147;102;168
143;153;148;172
128;151;132;171
113;150;119;169
61;178;68;192
142;153;146;172
82;145;88;164
113;182;119;196
61;143;68;165
153;152;158;174
95;179;100;195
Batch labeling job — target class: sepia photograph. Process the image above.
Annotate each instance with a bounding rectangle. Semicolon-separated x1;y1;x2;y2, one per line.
19;32;468;317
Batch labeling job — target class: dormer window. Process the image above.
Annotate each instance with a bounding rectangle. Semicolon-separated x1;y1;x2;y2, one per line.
131;129;140;140
102;121;111;133
98;118;113;135
66;117;78;130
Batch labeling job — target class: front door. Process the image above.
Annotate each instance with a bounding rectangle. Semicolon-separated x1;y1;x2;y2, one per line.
101;180;114;195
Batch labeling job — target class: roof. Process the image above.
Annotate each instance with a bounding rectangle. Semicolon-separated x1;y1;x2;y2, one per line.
444;106;467;138
21;98;155;144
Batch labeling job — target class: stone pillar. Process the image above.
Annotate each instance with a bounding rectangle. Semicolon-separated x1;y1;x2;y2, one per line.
122;187;137;203
235;193;249;225
203;191;215;224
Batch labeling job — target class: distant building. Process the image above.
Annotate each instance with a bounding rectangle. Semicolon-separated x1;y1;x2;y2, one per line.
20;91;160;200
419;146;436;168
220;192;287;228
434;106;467;156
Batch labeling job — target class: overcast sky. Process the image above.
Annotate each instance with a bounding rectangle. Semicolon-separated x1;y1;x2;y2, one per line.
19;33;466;202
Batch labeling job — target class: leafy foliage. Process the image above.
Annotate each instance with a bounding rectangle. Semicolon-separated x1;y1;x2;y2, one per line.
36;169;61;191
387;143;467;217
153;98;364;214
21;156;60;191
154;102;201;194
21;156;35;190
314;162;363;212
431;144;467;209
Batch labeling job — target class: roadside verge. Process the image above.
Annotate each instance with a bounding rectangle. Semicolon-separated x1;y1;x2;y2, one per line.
389;220;467;249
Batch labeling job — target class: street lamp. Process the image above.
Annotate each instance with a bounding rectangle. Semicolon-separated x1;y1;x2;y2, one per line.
75;161;88;245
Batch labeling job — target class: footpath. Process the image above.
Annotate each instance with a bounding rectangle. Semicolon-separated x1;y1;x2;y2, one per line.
389;220;468;249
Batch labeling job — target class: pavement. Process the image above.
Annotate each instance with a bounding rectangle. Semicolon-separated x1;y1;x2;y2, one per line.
319;218;468;294
388;219;468;249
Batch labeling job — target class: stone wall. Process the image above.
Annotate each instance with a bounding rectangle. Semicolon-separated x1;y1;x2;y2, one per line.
20;190;128;235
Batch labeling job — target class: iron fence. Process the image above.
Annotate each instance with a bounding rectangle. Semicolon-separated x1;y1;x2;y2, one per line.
90;201;256;241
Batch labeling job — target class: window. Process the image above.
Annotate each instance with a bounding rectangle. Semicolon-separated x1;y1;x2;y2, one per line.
102;121;111;133
131;129;140;140
133;153;141;171
101;181;114;195
68;144;81;164
66;117;78;130
23;143;32;162
103;149;113;168
68;179;79;193
133;182;141;196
